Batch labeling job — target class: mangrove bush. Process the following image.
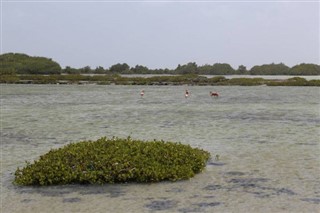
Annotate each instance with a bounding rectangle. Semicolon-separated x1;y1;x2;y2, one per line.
14;137;211;186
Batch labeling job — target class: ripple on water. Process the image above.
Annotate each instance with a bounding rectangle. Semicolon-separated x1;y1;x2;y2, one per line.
77;185;126;198
62;197;81;203
15;184;126;198
16;186;73;197
177;202;222;213
2;85;320;213
300;198;320;204
203;185;223;191
193;202;221;208
165;187;185;193
145;199;178;211
228;178;269;184
226;177;297;198
178;207;203;213
20;199;34;203
225;171;246;176
207;162;226;166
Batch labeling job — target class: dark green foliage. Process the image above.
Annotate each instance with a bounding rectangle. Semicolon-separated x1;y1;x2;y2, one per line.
224;78;266;86
109;63;130;74
0;53;61;75
130;65;150;74
1;52;319;75
14;137;211;186
175;62;198;74
307;80;320;86
208;76;227;84
237;65;248;74
266;77;320;86
0;75;20;83
1;74;319;86
249;63;320;76
64;66;80;74
198;63;235;75
250;63;290;75
290;63;320;75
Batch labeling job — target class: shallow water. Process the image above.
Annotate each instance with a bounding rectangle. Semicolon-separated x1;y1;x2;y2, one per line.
1;84;320;213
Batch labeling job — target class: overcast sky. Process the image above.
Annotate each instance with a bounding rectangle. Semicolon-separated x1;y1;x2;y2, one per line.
1;0;319;69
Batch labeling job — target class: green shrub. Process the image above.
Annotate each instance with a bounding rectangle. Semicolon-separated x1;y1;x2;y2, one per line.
14;137;211;186
225;78;265;86
0;75;20;83
307;80;320;86
266;78;320;86
208;76;227;83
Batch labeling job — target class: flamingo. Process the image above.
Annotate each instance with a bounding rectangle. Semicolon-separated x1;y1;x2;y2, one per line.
140;90;145;97
210;91;219;97
185;89;190;98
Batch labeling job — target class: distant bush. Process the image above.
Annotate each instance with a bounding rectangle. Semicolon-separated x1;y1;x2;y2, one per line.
266;77;320;86
250;63;290;75
290;63;320;75
1;74;319;86
14;137;211;186
223;78;265;86
0;75;20;83
208;76;227;84
307;80;320;86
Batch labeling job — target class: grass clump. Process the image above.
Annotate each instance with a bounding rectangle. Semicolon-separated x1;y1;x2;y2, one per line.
14;137;211;186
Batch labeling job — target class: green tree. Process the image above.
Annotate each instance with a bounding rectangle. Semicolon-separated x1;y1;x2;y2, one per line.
197;64;211;75
130;65;149;74
79;66;92;73
198;63;235;75
109;63;130;74
237;65;248;74
175;62;198;74
289;63;320;75
250;63;289;75
63;66;80;74
199;63;235;75
94;66;105;74
211;63;235;75
0;53;61;75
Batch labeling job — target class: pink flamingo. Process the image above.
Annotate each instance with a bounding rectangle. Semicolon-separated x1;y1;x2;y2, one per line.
140;90;145;97
210;91;219;97
185;89;190;98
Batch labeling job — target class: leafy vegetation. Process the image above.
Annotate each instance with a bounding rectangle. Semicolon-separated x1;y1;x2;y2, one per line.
1;53;319;75
290;63;320;75
265;77;320;86
0;53;61;75
1;74;319;86
250;63;290;75
14;137;211;186
221;78;266;86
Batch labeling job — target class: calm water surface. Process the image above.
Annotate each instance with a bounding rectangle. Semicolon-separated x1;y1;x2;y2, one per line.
1;84;320;213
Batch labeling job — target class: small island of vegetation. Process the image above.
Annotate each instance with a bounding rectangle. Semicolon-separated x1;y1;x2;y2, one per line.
14;137;211;186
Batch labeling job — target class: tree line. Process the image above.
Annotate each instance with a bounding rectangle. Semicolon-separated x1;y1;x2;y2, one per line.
1;53;319;75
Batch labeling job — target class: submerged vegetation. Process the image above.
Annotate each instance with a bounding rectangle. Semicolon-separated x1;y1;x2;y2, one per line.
14;137;211;186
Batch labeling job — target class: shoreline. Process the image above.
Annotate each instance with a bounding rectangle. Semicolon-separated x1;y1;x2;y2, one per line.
1;75;319;86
